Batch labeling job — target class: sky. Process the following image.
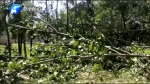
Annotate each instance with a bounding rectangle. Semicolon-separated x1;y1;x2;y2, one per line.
1;0;81;14
33;1;67;13
32;1;81;18
2;0;82;20
33;1;81;13
33;1;66;18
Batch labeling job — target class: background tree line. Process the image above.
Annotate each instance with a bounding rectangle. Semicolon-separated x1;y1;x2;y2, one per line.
1;0;150;47
0;0;150;83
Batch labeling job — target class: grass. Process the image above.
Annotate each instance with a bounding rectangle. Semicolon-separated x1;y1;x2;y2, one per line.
0;43;30;56
11;43;30;57
0;45;5;54
144;49;150;54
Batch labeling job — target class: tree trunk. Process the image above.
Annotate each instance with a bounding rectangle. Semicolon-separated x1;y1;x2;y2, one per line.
2;0;11;57
121;11;126;31
23;32;27;57
66;0;69;33
15;0;23;56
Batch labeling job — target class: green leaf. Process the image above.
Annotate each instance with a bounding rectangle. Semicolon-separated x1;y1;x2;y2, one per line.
89;43;93;50
62;58;67;63
0;62;5;67
54;72;58;76
92;64;101;72
59;47;64;52
31;57;39;63
71;49;77;55
72;40;79;47
93;46;97;52
45;45;50;50
8;61;20;70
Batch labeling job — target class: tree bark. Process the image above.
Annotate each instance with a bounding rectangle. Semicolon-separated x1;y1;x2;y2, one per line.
66;0;69;32
2;0;11;57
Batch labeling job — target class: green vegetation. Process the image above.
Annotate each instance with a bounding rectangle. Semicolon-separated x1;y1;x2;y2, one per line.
1;0;150;83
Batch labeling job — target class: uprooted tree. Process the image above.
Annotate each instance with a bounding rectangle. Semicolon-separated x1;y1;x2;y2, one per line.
0;0;150;83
